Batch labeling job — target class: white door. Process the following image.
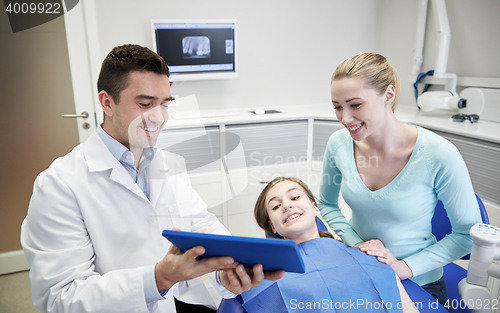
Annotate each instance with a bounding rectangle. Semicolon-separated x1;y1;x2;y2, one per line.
63;0;101;142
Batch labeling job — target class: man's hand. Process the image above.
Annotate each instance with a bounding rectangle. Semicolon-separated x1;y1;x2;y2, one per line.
356;239;413;280
155;240;237;291
220;264;285;294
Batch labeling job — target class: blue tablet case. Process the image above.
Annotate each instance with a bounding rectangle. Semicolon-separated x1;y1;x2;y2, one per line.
162;230;305;273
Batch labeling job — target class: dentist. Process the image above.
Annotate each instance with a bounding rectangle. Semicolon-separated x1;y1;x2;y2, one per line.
21;44;281;313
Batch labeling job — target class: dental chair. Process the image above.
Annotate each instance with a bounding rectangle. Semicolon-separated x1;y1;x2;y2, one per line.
431;194;489;313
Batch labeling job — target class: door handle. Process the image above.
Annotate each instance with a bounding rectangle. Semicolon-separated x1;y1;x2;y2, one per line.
62;112;89;118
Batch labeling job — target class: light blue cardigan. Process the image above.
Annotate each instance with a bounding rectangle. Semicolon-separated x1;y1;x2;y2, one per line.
318;127;482;285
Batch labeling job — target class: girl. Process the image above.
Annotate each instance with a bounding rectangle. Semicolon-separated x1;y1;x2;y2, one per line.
242;176;419;313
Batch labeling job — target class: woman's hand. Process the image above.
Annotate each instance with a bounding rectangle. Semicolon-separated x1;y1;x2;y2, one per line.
355;239;413;280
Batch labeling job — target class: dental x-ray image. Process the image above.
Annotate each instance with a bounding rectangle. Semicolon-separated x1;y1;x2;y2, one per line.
182;36;211;59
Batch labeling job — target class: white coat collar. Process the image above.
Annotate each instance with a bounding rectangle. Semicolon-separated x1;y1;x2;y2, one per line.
83;132;167;207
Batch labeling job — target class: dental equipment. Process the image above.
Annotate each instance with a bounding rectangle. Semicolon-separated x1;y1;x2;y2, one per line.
412;0;464;113
458;223;500;313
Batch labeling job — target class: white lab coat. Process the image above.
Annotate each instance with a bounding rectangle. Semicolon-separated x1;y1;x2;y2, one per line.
21;131;231;313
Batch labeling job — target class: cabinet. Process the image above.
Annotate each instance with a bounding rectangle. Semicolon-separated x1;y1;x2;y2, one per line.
158;120;309;237
156;126;223;220
419;128;500;228
224;120;309;237
427;129;500;206
309;120;352;222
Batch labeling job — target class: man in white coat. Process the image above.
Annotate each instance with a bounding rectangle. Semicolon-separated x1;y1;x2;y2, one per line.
21;44;284;313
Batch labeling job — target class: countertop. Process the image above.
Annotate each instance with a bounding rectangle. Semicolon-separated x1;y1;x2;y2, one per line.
164;103;500;144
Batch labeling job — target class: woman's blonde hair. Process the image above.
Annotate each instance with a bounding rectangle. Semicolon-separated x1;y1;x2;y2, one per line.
331;52;401;112
254;177;334;239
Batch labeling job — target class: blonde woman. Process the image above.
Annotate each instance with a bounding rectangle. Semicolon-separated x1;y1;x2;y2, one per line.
319;52;481;305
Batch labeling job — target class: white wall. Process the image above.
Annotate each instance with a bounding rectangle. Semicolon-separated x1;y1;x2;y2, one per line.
79;0;500;113
375;0;500;109
90;0;379;110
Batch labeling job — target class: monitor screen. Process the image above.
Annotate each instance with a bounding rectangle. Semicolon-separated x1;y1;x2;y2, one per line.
152;20;237;82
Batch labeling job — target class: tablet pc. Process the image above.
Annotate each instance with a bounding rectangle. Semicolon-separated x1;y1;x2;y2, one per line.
162;230;305;273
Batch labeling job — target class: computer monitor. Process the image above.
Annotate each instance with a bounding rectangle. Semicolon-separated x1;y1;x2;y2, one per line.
151;19;237;82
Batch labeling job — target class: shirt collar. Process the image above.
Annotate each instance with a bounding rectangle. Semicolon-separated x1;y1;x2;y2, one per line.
97;126;129;161
97;125;158;166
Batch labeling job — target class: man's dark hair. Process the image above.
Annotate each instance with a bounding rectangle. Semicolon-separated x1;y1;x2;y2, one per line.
97;44;170;103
